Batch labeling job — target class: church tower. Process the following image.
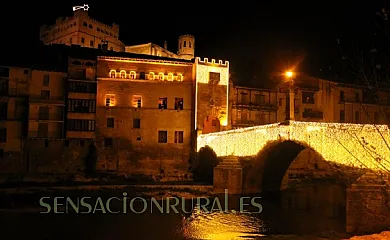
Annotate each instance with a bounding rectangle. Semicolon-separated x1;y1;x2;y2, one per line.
178;35;195;60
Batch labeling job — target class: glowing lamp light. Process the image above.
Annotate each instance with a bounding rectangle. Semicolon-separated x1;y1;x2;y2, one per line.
220;117;228;126
285;71;293;78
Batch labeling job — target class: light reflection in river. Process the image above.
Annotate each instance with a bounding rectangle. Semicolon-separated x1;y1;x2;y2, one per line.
181;207;265;239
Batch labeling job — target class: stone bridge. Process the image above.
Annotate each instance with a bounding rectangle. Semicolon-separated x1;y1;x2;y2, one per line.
196;120;390;233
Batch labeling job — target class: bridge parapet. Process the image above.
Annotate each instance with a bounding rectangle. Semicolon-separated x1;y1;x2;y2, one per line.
197;121;390;171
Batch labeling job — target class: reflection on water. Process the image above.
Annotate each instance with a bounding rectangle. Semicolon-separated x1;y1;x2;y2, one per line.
0;189;345;239
182;207;265;239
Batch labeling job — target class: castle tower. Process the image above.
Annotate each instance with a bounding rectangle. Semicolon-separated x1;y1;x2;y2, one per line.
178;35;195;60
194;58;230;135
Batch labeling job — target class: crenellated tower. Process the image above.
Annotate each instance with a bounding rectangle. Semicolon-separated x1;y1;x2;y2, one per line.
194;57;230;135
178;35;195;60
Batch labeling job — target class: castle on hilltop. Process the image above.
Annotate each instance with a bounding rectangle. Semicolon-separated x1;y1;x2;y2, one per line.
39;8;195;61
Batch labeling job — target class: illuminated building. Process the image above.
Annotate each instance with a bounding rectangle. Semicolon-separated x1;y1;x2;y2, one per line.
95;53;229;173
125;34;195;60
232;73;390;127
0;36;230;176
0;66;28;171
231;86;278;128
40;9;125;52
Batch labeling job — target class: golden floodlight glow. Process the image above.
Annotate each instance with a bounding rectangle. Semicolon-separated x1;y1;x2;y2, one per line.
197;121;390;171
285;71;293;78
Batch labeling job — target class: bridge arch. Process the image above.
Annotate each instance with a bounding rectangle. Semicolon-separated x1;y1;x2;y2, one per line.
242;140;328;194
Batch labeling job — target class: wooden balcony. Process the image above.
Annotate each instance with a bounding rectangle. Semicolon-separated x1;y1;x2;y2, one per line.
232;102;278;110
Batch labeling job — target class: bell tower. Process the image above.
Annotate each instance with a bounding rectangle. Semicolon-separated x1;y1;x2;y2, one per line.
178;35;195;60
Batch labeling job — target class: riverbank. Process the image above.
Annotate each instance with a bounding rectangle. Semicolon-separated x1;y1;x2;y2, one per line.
0;184;387;240
254;231;390;240
0;183;214;211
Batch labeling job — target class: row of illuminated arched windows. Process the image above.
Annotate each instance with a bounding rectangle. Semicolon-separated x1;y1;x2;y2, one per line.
109;70;183;81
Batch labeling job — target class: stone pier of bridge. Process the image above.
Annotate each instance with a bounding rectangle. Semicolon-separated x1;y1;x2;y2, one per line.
213;155;242;194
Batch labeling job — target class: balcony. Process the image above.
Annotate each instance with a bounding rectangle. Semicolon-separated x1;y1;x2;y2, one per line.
28;131;63;139
232;120;269;127
302;110;323;119
232;101;277;110
29;95;65;105
29;113;63;122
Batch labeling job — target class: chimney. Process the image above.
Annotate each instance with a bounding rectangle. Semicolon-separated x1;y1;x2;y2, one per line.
164;41;167;49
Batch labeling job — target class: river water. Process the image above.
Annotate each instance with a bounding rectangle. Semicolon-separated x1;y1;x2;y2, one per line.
0;189;345;239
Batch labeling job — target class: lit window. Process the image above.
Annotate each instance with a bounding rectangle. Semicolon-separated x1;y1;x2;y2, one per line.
148;72;155;80
177;74;183;81
105;94;115;107
158;97;167;109
130;71;136;79
167;73;173;81
175;98;183;110
109;70;116;78
120;70;126;79
158;73;164;80
132;95;142;108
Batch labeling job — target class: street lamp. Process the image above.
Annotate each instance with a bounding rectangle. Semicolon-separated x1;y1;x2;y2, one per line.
285;71;295;121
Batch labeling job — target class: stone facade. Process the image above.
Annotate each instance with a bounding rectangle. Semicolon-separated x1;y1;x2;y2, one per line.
125;35;195;61
0;46;231;179
346;173;390;234
40;10;125;52
195;58;230;133
95;57;195;177
213;156;243;194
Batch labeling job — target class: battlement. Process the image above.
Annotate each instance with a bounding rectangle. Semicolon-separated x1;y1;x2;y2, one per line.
72;10;119;32
179;34;194;38
196;57;229;67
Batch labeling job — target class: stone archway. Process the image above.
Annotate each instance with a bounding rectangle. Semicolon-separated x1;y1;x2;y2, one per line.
240;140;347;233
242;140;306;194
242;140;343;195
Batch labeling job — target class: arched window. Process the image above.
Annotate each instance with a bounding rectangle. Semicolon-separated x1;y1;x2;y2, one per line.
167;73;173;81
148;72;155;80
85;61;94;66
183;41;186;47
177;73;183;81
158;73;164;80
130;71;136;79
120;70;126;79
110;70;116;78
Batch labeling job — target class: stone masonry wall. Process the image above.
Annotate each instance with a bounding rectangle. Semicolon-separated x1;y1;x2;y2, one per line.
347;173;390;234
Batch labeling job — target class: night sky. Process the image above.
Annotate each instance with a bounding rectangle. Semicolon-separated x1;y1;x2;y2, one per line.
1;1;387;85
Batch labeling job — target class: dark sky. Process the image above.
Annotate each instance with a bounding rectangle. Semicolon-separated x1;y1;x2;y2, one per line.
1;1;387;84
